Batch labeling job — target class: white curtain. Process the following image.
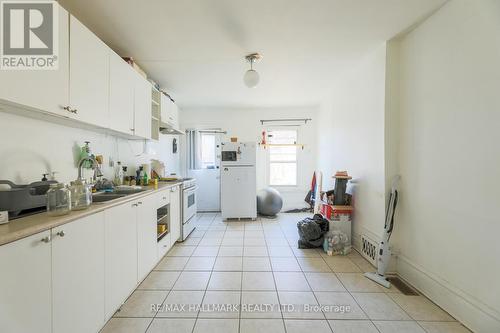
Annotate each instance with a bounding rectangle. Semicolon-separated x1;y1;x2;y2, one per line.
186;129;202;170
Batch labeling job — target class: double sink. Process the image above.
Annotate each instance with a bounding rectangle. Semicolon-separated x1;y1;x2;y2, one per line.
92;188;147;203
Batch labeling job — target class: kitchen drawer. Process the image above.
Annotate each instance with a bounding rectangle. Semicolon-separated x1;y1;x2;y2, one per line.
157;189;170;208
157;233;171;259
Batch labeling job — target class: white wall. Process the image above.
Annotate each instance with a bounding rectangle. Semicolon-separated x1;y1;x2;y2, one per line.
389;1;500;331
316;44;388;245
384;40;400;199
0;111;180;184
180;107;318;211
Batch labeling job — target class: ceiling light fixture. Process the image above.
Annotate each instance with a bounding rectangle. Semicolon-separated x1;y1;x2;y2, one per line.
243;53;263;88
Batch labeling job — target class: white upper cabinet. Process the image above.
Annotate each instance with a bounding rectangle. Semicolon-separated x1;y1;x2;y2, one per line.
160;94;179;129
172;103;180;129
109;52;135;135
133;72;152;139
0;231;52;333
52;213;105;333
0;4;69;117
0;6;161;140
160;93;170;125
69;15;109;127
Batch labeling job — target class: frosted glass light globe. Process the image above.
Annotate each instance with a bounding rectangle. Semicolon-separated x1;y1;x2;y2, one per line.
243;69;260;88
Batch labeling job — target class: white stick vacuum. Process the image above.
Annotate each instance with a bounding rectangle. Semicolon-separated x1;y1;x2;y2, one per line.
364;175;400;288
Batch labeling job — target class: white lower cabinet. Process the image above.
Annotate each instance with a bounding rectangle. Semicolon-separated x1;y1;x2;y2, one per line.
104;202;138;319
137;195;158;281
170;185;181;243
52;213;105;333
157;189;170;207
0;186;181;333
157;231;171;259
156;189;172;258
0;231;52;333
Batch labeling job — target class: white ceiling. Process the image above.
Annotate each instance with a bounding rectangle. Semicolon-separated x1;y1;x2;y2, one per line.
59;0;445;109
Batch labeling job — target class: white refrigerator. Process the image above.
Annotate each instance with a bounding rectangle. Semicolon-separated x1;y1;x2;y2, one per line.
220;142;257;220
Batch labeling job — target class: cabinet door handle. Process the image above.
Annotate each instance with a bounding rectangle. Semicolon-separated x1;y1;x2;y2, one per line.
63;106;78;114
162;196;167;200
132;203;138;207
130;128;135;132
56;231;65;237
41;236;51;243
137;201;143;205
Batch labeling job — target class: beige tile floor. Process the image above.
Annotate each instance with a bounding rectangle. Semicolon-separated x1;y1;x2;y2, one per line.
101;213;471;333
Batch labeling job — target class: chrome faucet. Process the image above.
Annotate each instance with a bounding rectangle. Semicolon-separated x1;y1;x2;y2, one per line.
77;156;103;182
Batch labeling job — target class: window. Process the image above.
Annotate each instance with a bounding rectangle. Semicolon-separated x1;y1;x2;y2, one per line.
200;133;216;169
268;129;298;186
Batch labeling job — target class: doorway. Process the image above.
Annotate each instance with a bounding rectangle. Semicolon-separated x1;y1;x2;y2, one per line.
187;131;222;212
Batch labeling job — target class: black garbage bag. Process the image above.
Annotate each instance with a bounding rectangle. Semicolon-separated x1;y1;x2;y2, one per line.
297;214;329;249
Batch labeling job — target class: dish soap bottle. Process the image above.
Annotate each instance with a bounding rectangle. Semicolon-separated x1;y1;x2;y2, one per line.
79;142;93;169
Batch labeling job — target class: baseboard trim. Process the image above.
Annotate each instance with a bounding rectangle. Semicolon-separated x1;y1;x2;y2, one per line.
396;255;500;333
